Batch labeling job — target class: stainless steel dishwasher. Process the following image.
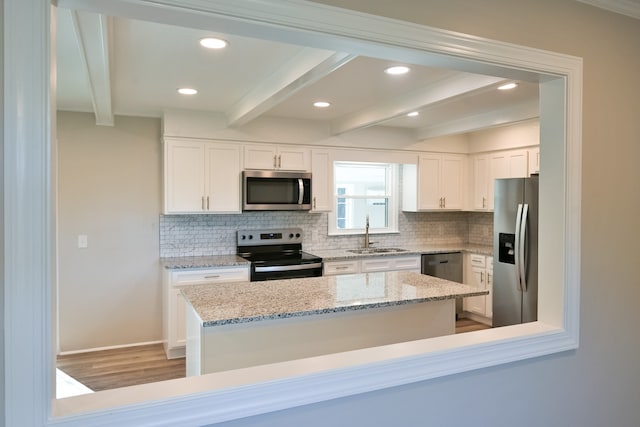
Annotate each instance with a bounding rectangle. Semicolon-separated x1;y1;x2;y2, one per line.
421;252;463;317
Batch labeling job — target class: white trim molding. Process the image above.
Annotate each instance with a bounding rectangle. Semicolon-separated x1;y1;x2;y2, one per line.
4;1;582;426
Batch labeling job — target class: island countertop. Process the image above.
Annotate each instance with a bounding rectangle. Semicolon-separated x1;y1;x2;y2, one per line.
181;271;488;327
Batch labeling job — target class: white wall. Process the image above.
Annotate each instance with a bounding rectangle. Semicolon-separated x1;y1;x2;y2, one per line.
57;112;162;352
466;119;540;153
201;1;640;426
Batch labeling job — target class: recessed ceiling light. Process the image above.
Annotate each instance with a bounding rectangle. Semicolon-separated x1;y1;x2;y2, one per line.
313;101;331;108
498;82;518;90
199;37;228;49
177;88;198;95
407;111;420;117
384;65;410;75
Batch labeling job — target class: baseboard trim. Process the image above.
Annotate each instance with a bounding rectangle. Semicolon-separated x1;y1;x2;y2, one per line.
460;312;493;326
58;340;165;356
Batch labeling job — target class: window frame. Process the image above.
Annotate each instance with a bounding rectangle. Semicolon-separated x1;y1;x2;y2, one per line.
329;161;399;236
4;1;581;425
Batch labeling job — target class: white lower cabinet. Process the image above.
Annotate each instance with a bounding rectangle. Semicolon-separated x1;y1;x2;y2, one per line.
163;265;249;359
463;253;493;321
323;255;421;276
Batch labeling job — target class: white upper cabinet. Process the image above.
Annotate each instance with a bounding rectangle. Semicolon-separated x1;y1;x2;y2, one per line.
471;148;532;211
163;138;242;214
403;153;464;211
311;149;332;212
244;144;310;171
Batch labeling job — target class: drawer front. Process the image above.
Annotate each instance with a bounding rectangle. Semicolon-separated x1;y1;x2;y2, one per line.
170;267;249;286
324;261;359;275
486;256;493;271
392;256;421;270
360;258;395;272
469;254;486;268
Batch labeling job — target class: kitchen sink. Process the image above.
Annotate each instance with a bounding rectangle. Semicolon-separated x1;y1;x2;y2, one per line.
347;247;408;254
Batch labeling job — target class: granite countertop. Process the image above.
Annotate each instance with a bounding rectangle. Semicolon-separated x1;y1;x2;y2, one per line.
181;271;488;327
311;243;493;261
161;244;493;269
161;254;250;269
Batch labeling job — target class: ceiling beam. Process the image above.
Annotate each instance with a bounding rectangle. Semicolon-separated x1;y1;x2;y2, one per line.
415;98;540;140
70;10;114;126
226;49;356;127
329;73;505;135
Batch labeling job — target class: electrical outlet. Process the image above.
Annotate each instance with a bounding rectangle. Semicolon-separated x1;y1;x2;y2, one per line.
78;234;88;248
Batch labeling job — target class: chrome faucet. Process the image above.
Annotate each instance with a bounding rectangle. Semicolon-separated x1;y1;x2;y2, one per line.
364;215;374;249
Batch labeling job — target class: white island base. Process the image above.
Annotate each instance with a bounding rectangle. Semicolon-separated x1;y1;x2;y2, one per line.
185;299;454;376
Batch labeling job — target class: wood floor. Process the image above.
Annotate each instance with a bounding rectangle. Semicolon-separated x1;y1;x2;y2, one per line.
57;319;490;392
455;317;492;333
57;344;185;392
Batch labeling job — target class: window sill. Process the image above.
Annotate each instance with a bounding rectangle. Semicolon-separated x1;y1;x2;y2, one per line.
327;229;400;237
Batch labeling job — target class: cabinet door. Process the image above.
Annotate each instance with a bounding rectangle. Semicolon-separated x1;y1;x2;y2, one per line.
278;146;310;171
488;154;508;211
465;266;487;315
441;155;463;209
174;288;187;347
472;155;489;210
164;140;206;213
392;256;421;271
323;260;359;275
485;258;493;318
311;150;332;212
361;258;394;273
508;150;529;178
205;143;241;213
418;154;441;210
244;145;278;169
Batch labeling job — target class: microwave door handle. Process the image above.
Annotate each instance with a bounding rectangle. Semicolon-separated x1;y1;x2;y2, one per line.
298;178;304;205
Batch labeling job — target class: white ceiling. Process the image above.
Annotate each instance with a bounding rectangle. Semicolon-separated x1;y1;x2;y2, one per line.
56;9;540;139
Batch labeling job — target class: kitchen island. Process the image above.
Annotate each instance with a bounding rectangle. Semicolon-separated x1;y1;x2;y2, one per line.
182;271;488;376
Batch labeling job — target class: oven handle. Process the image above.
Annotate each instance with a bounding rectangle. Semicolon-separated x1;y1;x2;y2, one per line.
254;262;323;273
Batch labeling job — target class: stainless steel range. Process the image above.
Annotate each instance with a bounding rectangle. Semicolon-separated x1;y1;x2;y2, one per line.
237;228;323;281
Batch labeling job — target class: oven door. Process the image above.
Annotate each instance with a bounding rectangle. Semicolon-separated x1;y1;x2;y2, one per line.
251;262;323;281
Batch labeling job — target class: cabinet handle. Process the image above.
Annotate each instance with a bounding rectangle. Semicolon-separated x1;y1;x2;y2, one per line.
443;197;446;208
487;272;491;283
278;154;282;169
273;155;277;169
201;196;205;210
207;196;210;210
204;275;220;279
335;266;350;270
482;197;486;209
480;272;484;284
313;196;316;209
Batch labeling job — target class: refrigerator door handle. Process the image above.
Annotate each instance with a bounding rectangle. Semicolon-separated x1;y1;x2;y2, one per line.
514;203;523;291
519;203;529;292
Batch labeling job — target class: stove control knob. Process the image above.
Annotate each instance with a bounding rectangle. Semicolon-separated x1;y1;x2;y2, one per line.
241;235;246;240
248;234;253;240
295;233;301;238
289;233;294;239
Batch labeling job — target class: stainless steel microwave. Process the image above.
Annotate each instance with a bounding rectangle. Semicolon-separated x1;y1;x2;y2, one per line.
242;170;312;211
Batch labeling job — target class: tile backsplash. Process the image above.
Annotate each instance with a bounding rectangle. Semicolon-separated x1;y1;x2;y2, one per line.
159;211;493;257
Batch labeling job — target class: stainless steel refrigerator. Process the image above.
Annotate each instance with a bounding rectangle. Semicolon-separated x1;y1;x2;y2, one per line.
493;176;538;327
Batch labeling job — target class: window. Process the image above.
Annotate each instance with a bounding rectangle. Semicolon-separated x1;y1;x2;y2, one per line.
329;162;398;235
6;1;580;425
